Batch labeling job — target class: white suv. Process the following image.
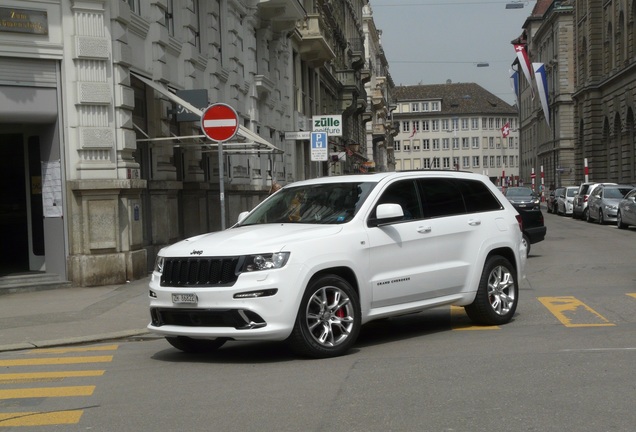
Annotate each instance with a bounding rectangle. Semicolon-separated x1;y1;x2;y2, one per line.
149;171;526;358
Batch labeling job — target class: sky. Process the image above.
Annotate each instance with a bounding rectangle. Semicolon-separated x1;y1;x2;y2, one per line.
370;0;537;106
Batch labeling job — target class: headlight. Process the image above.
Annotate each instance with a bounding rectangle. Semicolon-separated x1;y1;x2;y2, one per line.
241;252;290;272
154;255;165;274
605;204;617;210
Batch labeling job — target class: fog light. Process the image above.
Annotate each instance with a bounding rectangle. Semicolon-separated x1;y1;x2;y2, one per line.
233;289;278;299
149;290;157;298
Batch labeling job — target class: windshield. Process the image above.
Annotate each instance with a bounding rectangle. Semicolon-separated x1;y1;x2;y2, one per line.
567;188;577;197
605;187;633;199
506;187;533;197
238;182;377;225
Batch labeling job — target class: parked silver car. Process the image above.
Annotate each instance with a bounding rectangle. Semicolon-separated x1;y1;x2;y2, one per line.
556;186;578;216
617;188;636;229
573;182;615;220
587;184;634;224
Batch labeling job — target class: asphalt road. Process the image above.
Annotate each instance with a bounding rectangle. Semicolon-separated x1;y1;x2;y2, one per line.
1;211;635;431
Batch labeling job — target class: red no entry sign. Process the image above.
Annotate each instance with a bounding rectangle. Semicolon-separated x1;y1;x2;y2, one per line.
200;103;239;142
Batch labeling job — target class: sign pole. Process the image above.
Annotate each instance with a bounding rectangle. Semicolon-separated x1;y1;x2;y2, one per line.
200;103;239;231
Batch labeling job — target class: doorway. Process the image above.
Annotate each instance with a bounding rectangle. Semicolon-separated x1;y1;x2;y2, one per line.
0;134;45;275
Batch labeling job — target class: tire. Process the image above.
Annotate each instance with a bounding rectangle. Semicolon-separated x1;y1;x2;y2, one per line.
598;209;604;225
287;275;361;358
465;256;518;326
165;336;226;353
522;234;531;256
617;211;627;229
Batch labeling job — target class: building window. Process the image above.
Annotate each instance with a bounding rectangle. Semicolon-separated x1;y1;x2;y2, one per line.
472;156;480;167
442;138;449;150
432;120;439;131
462;137;469;149
503;155;508;167
442;119;449;131
462;156;470;168
452;118;459;131
394;140;401;151
496;156;501;167
483;156;488;167
123;0;140;13
421;120;429;132
422;139;430;150
431;101;440;111
489;137;494;148
411;103;419;112
413;140;420;151
472;137;479;149
471;118;479;129
423;158;431;169
490;156;495;167
461;118;469;130
402;121;410;133
488;118;494;129
433;157;440;168
453;157;459;170
432;139;440;150
443;157;450;169
482;117;487;129
452;138;459;149
422;102;429;111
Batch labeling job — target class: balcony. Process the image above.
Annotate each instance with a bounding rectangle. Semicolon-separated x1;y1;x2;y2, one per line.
257;0;305;32
254;74;275;99
348;37;365;70
295;14;335;67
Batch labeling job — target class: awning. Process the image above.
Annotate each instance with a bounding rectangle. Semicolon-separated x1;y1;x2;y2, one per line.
131;71;283;153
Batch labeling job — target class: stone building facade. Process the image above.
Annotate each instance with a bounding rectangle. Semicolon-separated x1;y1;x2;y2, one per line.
392;83;519;186
0;0;387;290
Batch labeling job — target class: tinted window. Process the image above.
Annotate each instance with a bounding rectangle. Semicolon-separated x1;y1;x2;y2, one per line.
458;179;503;213
418;178;466;218
372;180;422;221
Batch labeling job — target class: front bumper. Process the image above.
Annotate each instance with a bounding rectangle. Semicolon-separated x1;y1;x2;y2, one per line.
147;268;301;341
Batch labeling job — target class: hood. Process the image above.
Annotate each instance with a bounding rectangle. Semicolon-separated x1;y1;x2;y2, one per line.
161;224;344;257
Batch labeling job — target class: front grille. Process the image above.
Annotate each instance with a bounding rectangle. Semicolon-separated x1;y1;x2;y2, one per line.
161;257;241;287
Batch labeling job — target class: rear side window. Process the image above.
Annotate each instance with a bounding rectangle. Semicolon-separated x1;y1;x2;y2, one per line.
418;178;465;218
457;179;503;213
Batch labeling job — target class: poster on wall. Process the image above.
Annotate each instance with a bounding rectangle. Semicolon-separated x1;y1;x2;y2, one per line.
41;160;63;218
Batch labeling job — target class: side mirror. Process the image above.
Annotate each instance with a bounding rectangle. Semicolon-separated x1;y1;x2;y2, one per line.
368;203;405;227
237;211;250;224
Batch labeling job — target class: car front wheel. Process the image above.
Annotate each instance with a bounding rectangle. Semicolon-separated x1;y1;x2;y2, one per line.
598;209;604;225
522;234;531;256
165;336;227;353
288;275;361;358
465;256;518;326
617;211;627;229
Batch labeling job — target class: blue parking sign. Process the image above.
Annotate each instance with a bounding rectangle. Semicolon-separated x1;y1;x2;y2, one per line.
310;132;328;161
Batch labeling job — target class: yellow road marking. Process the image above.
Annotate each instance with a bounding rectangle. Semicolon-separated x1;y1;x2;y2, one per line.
627;293;636;299
0;356;113;367
538;296;615;327
29;344;119;354
0;386;95;400
0;370;105;384
0;411;83;426
450;306;500;330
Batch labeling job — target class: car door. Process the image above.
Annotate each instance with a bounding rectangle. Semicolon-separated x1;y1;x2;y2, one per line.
623;190;636;224
588;186;602;219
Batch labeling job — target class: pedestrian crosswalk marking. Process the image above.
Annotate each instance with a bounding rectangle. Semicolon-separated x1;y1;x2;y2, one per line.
450;306;500;330
0;411;83;426
538;296;615;327
0;355;113;367
0;370;105;384
0;386;95;400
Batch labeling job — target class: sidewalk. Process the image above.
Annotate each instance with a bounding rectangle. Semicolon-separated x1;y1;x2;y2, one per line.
0;276;151;352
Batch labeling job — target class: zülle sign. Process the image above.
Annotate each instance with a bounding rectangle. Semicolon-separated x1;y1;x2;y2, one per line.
312;115;342;137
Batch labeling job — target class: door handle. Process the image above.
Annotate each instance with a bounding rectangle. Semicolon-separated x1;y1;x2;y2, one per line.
417;226;432;233
468;219;481;226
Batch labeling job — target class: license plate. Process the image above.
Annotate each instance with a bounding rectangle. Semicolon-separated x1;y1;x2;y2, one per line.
172;293;198;304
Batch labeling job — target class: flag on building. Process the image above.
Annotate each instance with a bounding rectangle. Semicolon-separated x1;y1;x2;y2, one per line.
509;68;519;106
533;62;551;128
501;122;510;138
514;44;535;99
409;124;416;138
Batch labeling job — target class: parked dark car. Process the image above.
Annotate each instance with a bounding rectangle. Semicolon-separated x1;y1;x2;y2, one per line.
504;187;546;255
547;187;563;214
504;187;540;210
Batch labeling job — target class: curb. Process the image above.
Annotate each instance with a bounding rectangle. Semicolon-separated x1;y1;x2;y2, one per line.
0;329;151;353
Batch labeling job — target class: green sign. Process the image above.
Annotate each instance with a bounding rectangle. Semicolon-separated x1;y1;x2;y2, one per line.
0;7;48;35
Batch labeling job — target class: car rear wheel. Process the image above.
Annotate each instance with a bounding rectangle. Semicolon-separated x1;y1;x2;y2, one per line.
598;209;604;225
165;336;227;353
465;256;518;326
521;234;531;256
288;275;361;358
617;211;627;229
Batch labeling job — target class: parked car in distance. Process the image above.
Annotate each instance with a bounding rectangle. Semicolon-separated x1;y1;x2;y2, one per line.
617;188;636;229
556;186;578;216
148;171;526;358
586;184;634;224
547;187;562;214
504;187;540;211
573;182;615;220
